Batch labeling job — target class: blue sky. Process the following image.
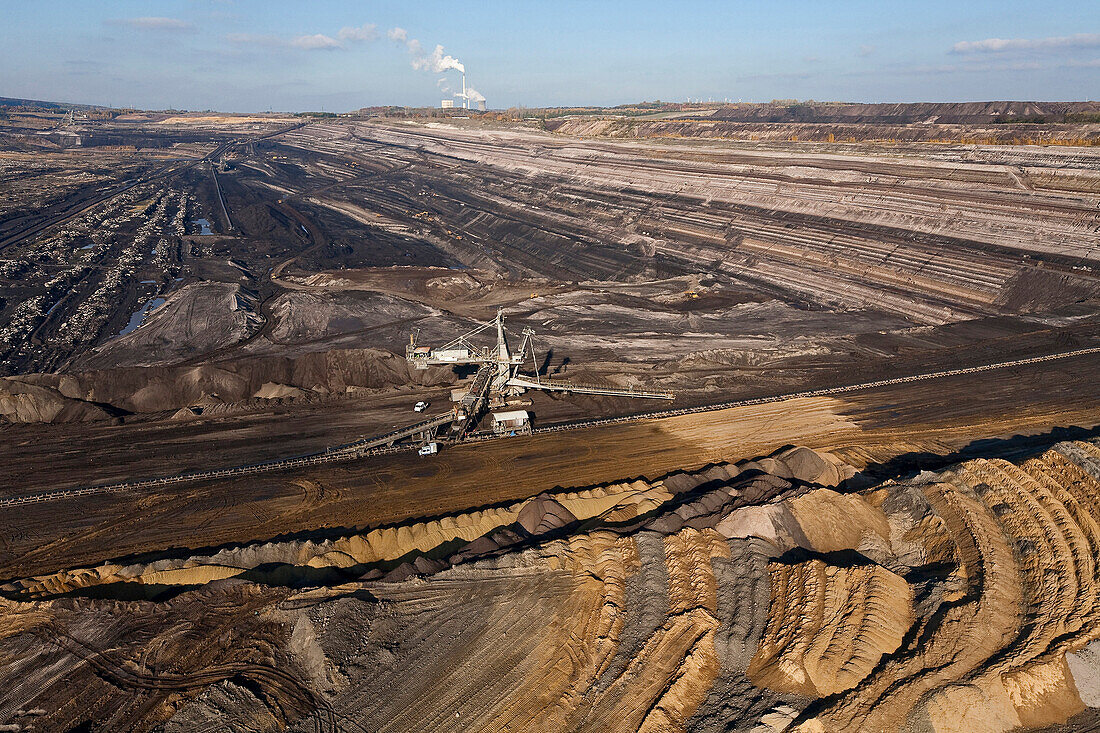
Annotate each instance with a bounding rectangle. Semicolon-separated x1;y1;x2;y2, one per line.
1;0;1097;111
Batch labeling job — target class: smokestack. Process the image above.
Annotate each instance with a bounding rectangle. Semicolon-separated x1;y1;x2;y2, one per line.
462;73;467;109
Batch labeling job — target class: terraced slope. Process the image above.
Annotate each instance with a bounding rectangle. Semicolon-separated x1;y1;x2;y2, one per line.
327;121;1100;327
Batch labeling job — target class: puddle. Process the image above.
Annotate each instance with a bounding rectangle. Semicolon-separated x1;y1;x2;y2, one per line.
79;243;94;250
114;275;186;338
192;218;214;235
118;297;166;337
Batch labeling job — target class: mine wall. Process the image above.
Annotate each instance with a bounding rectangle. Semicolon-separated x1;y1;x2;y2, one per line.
547;117;1100;145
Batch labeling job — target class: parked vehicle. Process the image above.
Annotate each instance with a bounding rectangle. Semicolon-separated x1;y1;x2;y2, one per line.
414;401;430;412
418;442;438;456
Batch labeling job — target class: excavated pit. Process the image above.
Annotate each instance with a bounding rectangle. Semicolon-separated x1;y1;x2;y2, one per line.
4;109;1100;732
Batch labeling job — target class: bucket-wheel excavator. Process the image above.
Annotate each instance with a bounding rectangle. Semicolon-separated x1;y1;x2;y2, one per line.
397;309;672;452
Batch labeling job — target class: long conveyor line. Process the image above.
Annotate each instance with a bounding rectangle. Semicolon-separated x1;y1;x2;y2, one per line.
3;344;1099;508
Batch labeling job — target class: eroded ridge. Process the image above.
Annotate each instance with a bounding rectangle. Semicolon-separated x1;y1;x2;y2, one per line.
802;442;1100;733
747;559;913;697
7;442;1100;731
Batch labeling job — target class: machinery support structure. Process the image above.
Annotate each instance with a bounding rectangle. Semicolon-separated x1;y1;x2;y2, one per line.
405;309;673;442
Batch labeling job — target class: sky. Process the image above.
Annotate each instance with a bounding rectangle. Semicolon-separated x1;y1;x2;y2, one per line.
1;0;1098;111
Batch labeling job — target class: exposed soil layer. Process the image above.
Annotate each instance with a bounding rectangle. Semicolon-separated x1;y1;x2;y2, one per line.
704;101;1100;124
2;350;1098;582
549;106;1100;144
5;440;1100;732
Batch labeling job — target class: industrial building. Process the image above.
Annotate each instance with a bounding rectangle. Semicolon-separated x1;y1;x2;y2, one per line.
492;410;531;435
440;99;454;109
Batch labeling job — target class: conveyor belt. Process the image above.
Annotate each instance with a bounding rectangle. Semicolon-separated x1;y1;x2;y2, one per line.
454;364;497;439
507;375;674;400
329;412;455;455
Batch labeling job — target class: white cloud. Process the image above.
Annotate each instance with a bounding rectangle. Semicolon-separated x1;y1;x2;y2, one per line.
837;55;1100;79
291;33;341;50
228;24;379;52
952;33;1100;54
339;23;378;42
109;17;194;31
387;27;408;43
226;32;283;47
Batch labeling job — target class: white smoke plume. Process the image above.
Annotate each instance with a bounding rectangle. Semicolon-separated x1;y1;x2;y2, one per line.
425;44;464;73
388;26;483;106
389;28;464;73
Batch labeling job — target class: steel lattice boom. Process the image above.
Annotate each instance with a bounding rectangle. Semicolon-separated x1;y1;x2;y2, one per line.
407;309;674;404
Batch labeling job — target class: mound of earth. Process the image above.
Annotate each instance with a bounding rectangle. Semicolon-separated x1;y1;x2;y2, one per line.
261;289;435;346
4;348;452;421
80;282;263;368
253;382;311;400
0;378;113;423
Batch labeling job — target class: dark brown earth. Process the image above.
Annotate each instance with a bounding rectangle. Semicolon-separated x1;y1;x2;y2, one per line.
3;109;1100;732
2;350;1098;581
3;114;1100;422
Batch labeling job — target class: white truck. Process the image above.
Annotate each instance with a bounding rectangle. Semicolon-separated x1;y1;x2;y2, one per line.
414;400;430;412
418;442;438;456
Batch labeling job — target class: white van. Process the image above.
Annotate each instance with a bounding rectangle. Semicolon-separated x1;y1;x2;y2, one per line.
418;442;438;456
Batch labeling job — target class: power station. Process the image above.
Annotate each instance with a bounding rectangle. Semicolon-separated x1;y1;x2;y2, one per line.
441;72;486;110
